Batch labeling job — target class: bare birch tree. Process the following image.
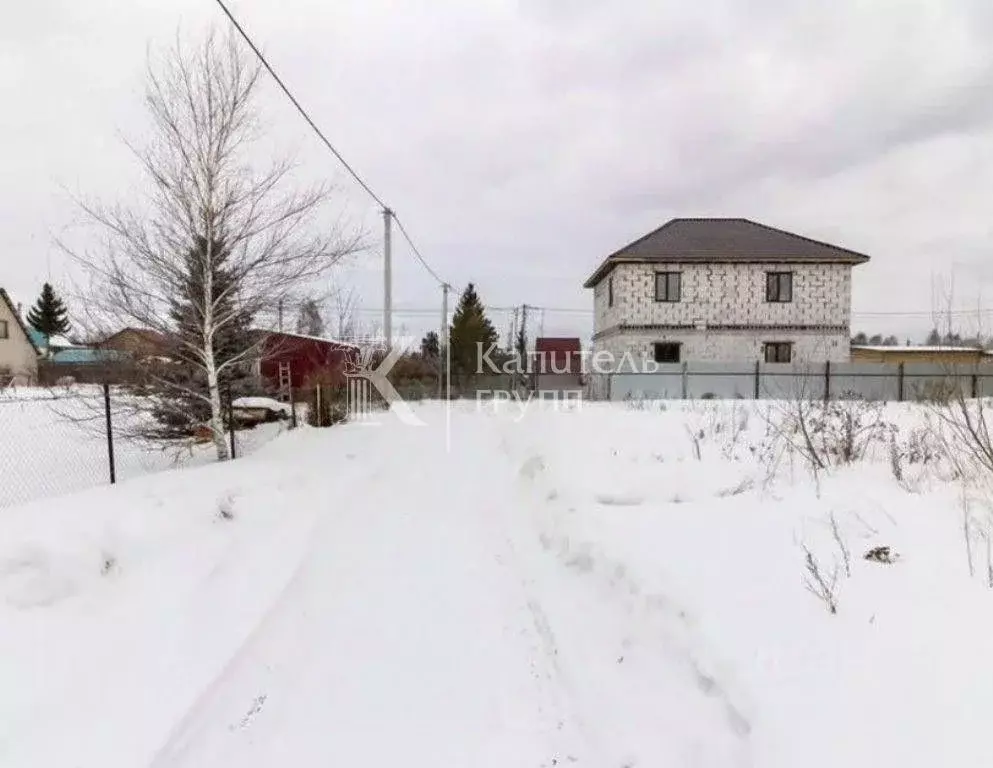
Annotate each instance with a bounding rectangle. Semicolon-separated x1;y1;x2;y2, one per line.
327;272;360;341
63;31;362;460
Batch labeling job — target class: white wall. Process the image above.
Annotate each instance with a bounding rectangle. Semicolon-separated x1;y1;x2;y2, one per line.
592;261;855;364
595;262;851;329
0;300;38;383
594;329;850;367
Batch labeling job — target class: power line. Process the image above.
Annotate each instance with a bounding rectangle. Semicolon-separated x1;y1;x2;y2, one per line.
212;0;385;209
393;215;446;287
852;308;993;317
211;0;450;288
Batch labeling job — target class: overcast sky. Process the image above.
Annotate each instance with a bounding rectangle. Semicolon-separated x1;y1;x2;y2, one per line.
3;0;992;343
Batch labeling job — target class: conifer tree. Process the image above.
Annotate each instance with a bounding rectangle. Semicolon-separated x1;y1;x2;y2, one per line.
448;283;498;384
26;283;71;339
296;298;325;337
151;237;255;438
420;331;440;359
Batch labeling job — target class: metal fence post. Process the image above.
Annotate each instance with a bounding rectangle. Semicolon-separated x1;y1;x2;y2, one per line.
103;382;116;485
227;387;237;460
897;362;905;402
316;384;323;427
681;361;688;399
753;360;760;399
971;373;979;399
289;383;297;428
824;360;831;402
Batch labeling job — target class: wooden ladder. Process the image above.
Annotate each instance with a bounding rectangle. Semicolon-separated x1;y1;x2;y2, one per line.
277;361;291;400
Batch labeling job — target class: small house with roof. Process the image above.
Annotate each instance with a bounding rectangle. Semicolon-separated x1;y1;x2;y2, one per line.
0;289;40;386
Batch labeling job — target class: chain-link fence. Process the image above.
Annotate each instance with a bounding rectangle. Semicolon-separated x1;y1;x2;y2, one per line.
0;384;293;510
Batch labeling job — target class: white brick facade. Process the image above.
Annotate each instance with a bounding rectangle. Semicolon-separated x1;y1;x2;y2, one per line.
594;328;850;365
592;262;854;366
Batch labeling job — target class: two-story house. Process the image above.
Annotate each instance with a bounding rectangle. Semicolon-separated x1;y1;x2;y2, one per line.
584;218;870;367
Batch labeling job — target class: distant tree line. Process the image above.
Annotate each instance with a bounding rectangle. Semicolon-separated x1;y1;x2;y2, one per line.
851;328;987;348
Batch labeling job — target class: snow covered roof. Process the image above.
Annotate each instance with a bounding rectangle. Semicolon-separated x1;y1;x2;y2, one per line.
254;329;360;349
28;330;79;350
232;397;291;413
851;345;990;353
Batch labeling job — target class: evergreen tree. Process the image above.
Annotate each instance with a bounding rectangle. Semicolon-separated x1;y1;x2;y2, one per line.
152;237;255;437
420;331;440;359
448;283;498;384
26;283;71;339
850;331;868;345
295;298;325;337
882;335;899;346
925;328;942;345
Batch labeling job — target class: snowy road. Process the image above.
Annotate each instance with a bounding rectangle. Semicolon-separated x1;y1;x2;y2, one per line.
8;401;993;767
140;412;750;767
12;402;993;766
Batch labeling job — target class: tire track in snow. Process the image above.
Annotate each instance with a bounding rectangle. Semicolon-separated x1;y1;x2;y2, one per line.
148;458;387;768
498;421;754;767
149;418;587;767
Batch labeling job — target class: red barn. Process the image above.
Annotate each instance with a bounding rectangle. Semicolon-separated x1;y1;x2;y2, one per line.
533;337;583;375
256;331;359;394
532;337;584;394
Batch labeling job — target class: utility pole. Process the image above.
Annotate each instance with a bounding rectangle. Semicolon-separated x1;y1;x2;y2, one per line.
439;283;449;399
383;208;393;350
520;303;529;392
520;303;528;352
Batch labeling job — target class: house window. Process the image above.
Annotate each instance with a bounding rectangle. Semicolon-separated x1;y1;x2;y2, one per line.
653;342;681;363
0;320;7;339
608;276;614;308
764;342;793;363
655;272;681;302
766;271;793;302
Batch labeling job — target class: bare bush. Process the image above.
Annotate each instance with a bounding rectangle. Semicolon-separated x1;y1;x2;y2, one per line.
830;513;852;577
685;425;703;460
889;424;948;490
931;397;993;481
762;396;893;475
716;477;754;498
801;545;839;615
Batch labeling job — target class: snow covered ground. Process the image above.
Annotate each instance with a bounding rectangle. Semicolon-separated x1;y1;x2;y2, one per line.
0;387;288;509
2;398;992;767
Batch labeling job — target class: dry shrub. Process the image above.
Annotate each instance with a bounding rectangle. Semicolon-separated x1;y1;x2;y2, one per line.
912;378;960;404
889;423;949;489
763;396;893;474
304;365;349;428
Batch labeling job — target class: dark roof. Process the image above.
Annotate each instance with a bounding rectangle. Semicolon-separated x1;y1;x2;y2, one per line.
0;288;40;354
584;218;870;287
101;327;171;347
535;337;581;353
